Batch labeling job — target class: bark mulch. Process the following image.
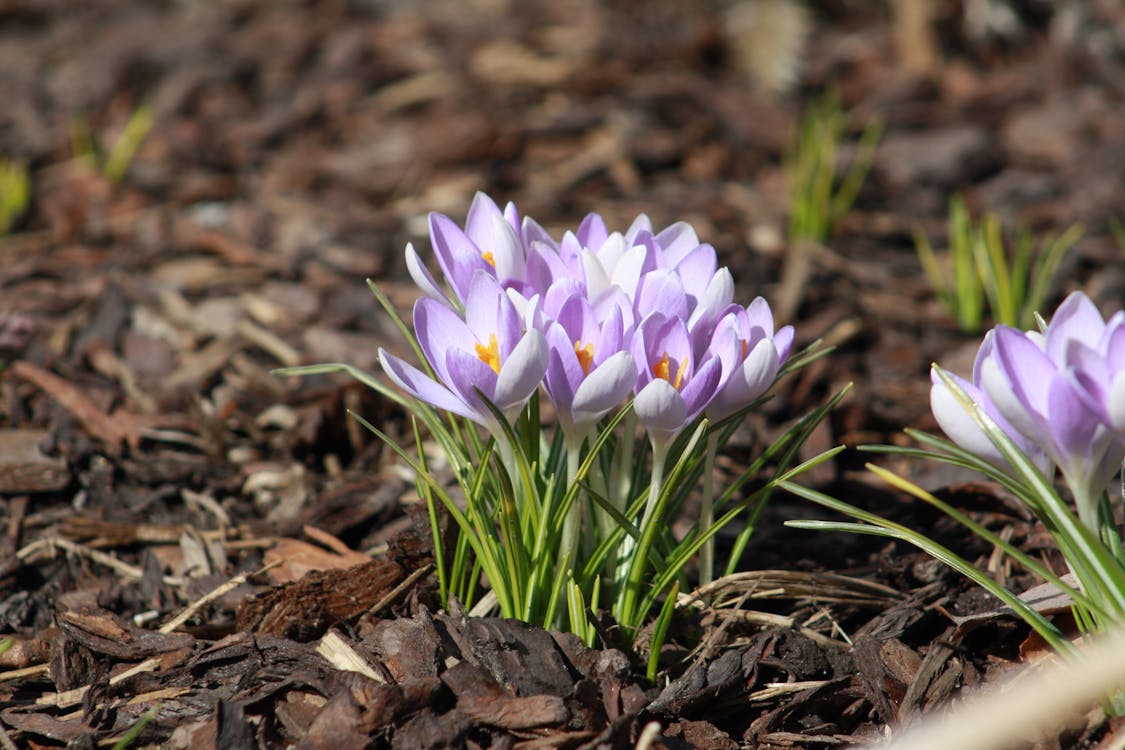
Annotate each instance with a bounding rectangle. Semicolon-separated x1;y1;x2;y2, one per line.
2;1;1124;747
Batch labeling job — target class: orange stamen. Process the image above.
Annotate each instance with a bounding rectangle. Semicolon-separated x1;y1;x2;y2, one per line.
481;251;496;268
475;334;501;374
652;352;688;390
574;341;595;376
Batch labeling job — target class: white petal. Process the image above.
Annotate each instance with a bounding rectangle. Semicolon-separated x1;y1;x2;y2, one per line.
634;378;687;434
572;351;636;424
931;380;1004;464
405;243;451;305
1109;371;1125;434
494;330;549;413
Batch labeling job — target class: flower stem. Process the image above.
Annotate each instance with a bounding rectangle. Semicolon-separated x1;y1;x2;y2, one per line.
616;439;668;629
699;433;718;588
558;441;583;577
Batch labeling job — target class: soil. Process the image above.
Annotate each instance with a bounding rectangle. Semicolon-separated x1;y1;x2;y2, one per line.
1;1;1124;747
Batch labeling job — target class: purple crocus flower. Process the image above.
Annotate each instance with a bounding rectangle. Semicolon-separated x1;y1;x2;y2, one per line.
408;192;531;306
976;292;1125;521
379;271;548;435
541;291;636;444
930;333;1050;474
706;297;795;420
631;313;727;450
932;292;1125;528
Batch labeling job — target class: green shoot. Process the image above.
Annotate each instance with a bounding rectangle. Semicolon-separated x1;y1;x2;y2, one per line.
915;195;1083;332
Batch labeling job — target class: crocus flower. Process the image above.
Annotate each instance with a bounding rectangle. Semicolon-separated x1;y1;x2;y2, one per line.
706;297;795;420
932;292;1125;529
631;313;727;451
541;292;636;445
975;292;1125;523
930;336;1050;474
410;192;530;306
379;271;548;436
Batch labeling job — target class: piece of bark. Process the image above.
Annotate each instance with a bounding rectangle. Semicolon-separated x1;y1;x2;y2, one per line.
0;428;70;492
236;558;404;641
442;660;568;730
56;606;194;660
8;361;130;452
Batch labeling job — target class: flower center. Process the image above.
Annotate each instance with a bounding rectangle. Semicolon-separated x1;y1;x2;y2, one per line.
475;334;501;374
652;352;687;390
574;341;595;376
481;251;496;268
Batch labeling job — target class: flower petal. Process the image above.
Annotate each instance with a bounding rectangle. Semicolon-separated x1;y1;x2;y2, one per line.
379;349;480;423
430;212;491;303
572;351;636;424
405;243;450;305
494;329;549;413
415;298;473;385
931;369;1006;465
1046;291;1104;363
634;378;687;434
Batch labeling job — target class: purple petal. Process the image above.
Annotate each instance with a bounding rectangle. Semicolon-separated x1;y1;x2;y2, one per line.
1105;319;1125;371
636;270;689;323
486;210;526;283
774;325;795;364
545;323;584;397
991;326;1055;425
1046;292;1105;363
379;349;480;423
544;342;578;427
464;271;505;342
1110;373;1125;433
624;214;653;244
430;213;491;303
576;213;609;249
595;304;625;366
415;298;473;385
673;244;718;300
687;268;734;335
444;346;500;412
654;221;701;267
465;192;504;246
522;217;556;251
680;355;722;420
1045;375;1101;469
610;243;650;303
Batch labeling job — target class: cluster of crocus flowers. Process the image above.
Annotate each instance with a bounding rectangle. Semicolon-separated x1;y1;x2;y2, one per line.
931;291;1125;528
381;192;795;461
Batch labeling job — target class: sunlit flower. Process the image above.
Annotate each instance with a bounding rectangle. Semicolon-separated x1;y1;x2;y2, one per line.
379;271;548;434
980;293;1125;522
706;297;795;420
631;313;727;450
541;291;635;444
934;292;1125;528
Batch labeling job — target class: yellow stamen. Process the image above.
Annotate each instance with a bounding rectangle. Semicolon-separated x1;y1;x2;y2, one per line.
481;251;496;268
652;352;688;390
475;334;501;374
574;341;595;376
